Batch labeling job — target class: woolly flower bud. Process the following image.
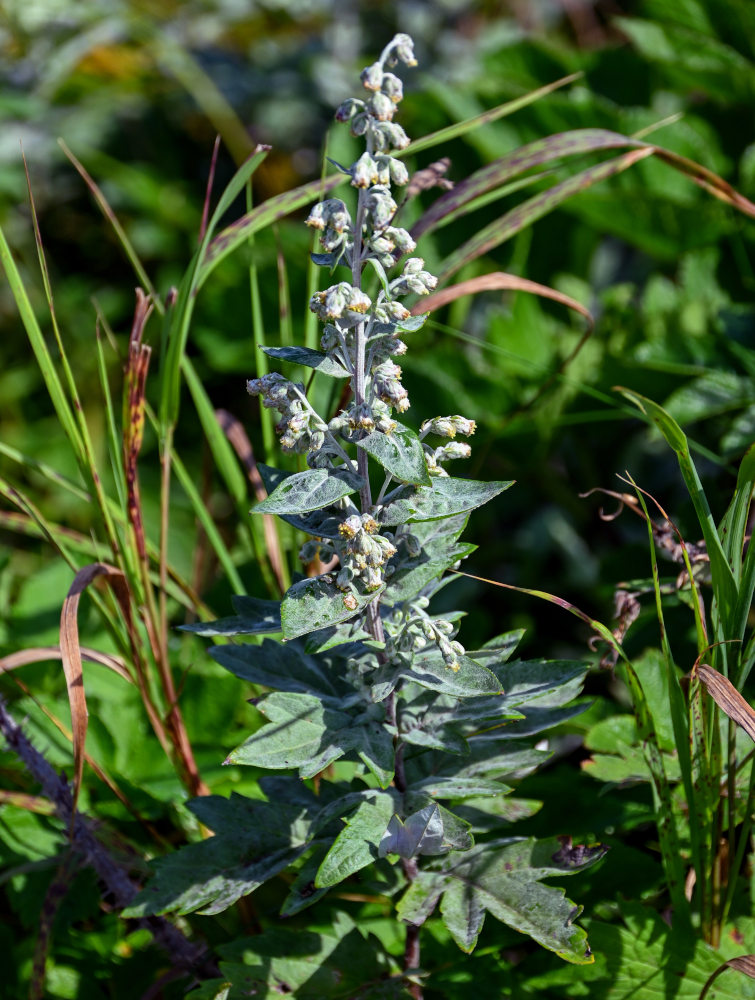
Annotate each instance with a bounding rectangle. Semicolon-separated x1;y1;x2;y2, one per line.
310;283;371;324
350;112;370;137
339;515;363;539
375;300;411;323
361;62;383;92
364;186;397;229
436;441;472;462
381;72;403;103
368;92;396;122
352;152;381;189
403;258;425;275
391;227;416;255
372;121;410;152
422;417;456;438
392;33;417;67
335;98;364;122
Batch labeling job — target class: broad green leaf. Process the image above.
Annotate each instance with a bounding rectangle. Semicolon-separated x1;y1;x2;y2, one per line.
281;577;383;640
315;794;396;888
356;423;431;486
384;544;476;604
408;776;512;800
357;717;395;788
254;468;359;515
468;629;526;664
577;903;755;999
262;345;350;378
227;691;355;776
381;477;514;525
215;915;405;999
124;795;309;917
180;595;282;636
397;837;607;962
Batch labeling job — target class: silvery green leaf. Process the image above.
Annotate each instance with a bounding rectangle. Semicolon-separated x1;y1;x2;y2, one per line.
303;621;375;654
400;718;469;755
381;477;514;524
226;692;356;775
471;702;588;741
315;793;396;888
409;776;512;800
282;576;384;640
179;595;282;636
262;346;350;378
384;544;475;604
396;313;428;333
406;649;503;696
379;804;445;858
254;468;360;515
356;423;431;486
489;659;588;707
467;629;526;665
257;465;354;538
210;638;345;698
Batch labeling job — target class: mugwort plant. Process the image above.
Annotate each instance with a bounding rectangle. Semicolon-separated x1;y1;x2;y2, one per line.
126;35;606;997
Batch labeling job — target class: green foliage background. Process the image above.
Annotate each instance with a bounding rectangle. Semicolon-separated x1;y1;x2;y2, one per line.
1;0;754;997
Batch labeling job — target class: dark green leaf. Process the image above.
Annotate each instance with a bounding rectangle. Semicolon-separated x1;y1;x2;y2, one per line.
262;346;350;378
180;595;282;636
123;794;309;917
210;638;344;698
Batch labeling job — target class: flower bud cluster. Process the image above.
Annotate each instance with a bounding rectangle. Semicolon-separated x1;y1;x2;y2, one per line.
420;415;477;438
310;283;371;328
420;414;476;476
301;514;397;593
390;257;438;297
386;607;466;672
246;373;326;455
305;198;352;257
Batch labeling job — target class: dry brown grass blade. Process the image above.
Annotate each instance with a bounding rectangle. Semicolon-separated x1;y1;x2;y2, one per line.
60;563;134;819
411;271;594;329
696;663;755;742
216;407;287;594
700;954;755;1000
0;790;55;814
0;645;132;683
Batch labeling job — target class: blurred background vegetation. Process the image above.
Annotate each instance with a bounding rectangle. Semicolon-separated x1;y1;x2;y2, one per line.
1;0;754;996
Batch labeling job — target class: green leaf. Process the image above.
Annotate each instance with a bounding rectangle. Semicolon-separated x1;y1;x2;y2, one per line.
381;477;514;524
123;794;309;917
315;793;396;888
254;468;359;515
371;650;503;702
180;595;283;636
227;692;356;777
216;914;406;998
397;837;607;962
262;346;350;378
356;423;431;486
210;638;344;698
279;845;331;917
281;576;383;640
384;544;476;604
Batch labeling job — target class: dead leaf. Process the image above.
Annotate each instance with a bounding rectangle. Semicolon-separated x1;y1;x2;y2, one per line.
60;563;134;820
696;664;755;743
700;954;755;1000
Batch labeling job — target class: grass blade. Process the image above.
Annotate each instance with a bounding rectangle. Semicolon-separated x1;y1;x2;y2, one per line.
399;74;582;157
